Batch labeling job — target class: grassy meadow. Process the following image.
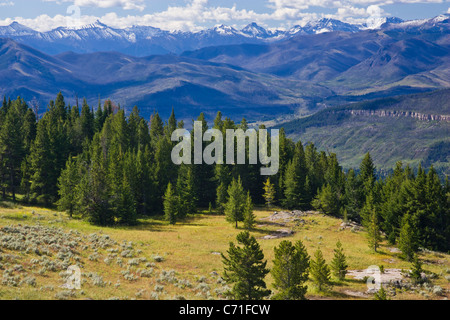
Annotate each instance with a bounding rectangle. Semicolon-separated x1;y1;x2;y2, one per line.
0;202;449;300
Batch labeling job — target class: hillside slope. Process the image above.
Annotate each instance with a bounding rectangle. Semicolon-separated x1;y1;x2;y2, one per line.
0;39;331;120
276;89;450;174
0;205;448;300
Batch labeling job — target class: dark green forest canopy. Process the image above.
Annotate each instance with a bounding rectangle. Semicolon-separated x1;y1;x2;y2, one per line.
0;94;449;253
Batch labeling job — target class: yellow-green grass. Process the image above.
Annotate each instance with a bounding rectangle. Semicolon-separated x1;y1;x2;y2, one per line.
0;204;449;300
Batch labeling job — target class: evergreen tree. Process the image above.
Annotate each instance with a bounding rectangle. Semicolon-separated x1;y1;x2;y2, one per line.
271;240;310;300
216;182;228;215
367;209;382;253
221;231;271;300
163;182;178;225
57;157;80;217
283;141;308;209
29;95;70;205
191;112;216;207
330;240;348;281
76;135;113;226
79;99;94;142
108;148;137;226
373;286;389;300
176;164;197;219
243;191;256;230
343;169;363;221
263;177;276;208
360;152;376;196
0;100;25;201
225;177;246;228
312;183;340;216
410;255;424;285
310;249;331;291
398;213;418;261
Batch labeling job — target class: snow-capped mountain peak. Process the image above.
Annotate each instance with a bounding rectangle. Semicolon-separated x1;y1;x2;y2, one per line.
0;15;447;56
213;24;238;35
0;22;37;36
241;22;269;38
79;20;108;30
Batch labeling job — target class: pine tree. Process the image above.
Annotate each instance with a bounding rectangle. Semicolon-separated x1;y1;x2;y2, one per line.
29;95;70;205
271;240;310;300
243;191;256;230
216;182;228;215
310;249;331;291
410;255;424;285
330;240;348;281
225;177;246;228
398;213;418;261
373;286;389;300
0;100;25;202
163;182;178;225
191;112;216;207
283;141;308;209
360;152;376;196
79;99;94;142
176;164;197;219
57;157;80;217
221;231;270;300
367;210;382;253
76;135;113;226
108;148;137;226
263;177;276;208
343;169;363;221
312;183;340;216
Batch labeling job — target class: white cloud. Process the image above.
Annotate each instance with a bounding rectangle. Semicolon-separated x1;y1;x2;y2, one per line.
268;0;445;10
0;0;448;32
0;1;14;6
43;0;146;11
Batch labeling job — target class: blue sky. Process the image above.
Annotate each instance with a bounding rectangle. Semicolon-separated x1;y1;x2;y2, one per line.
0;0;449;31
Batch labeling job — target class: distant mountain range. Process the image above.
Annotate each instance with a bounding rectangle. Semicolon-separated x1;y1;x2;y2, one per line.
0;16;407;56
0;14;448;122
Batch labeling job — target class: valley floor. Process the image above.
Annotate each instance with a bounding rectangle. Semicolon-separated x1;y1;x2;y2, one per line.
0;203;449;300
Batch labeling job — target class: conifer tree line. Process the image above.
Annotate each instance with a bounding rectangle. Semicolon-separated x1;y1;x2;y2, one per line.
222;231;346;299
0;94;449;253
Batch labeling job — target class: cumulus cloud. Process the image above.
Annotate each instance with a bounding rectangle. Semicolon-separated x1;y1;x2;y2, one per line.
43;0;146;11
0;0;448;32
0;1;14;6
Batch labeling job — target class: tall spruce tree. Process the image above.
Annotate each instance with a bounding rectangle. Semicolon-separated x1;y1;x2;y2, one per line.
221;231;270;300
0;100;25;202
176;164;197;219
310;249;331;291
283;141;308;209
398;213;418;261
163;182;178;225
243;191;256;230
330;240;348;281
216;182;228;215
225;177;246;228
271;240;310;300
57;157;80;217
263;177;276;208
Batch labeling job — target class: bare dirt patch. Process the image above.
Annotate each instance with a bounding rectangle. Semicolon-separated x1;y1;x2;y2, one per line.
347;268;406;287
263;210;314;223
261;229;295;240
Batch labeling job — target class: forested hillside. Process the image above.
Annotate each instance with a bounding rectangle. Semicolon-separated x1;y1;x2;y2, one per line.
277;89;450;175
0;94;449;255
